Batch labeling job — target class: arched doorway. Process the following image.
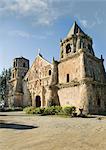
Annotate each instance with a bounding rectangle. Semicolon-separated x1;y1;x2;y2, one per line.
35;96;41;107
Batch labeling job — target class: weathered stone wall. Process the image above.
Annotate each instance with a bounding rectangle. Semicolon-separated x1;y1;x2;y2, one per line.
22;80;31;107
58;53;81;84
23;55;53;107
58;52;87;112
84;53;106;82
82;52;106;113
58;86;80;107
57;50;106;114
13;93;23;107
8;57;29;107
87;83;106;114
13;57;29;68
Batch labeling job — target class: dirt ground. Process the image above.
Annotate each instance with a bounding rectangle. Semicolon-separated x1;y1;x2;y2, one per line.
0;111;106;150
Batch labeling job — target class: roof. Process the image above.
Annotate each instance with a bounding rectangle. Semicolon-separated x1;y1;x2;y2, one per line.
67;21;86;37
14;56;29;61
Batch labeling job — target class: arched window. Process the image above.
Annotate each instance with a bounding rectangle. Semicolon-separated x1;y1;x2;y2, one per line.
66;44;71;53
23;62;26;67
13;73;15;78
13;61;16;67
88;44;92;50
97;98;101;107
67;74;69;82
49;70;51;76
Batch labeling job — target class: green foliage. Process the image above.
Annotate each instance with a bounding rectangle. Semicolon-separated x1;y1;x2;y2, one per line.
0;68;11;103
24;106;76;117
35;107;45;114
23;106;36;114
53;106;62;114
43;106;56;115
63;106;76;116
23;107;45;114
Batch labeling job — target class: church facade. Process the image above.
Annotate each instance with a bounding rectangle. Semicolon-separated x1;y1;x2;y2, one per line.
8;22;106;114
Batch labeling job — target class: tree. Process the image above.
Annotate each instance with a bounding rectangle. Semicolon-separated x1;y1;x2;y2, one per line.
0;68;11;106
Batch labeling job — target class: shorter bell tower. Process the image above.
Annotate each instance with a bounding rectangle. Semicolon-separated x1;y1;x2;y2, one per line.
8;57;29;107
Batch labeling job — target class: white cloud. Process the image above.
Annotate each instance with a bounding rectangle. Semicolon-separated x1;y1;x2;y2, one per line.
76;9;104;29
0;0;48;15
0;0;105;28
0;0;74;26
80;19;96;28
80;19;88;28
95;11;103;25
9;30;31;38
8;29;53;39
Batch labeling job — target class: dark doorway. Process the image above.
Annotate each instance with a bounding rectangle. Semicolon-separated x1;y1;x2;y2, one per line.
97;98;101;107
35;96;41;107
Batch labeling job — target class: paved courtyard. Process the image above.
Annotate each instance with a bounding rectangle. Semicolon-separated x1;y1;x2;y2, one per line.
0;111;106;150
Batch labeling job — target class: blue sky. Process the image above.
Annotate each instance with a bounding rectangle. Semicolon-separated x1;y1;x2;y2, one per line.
0;0;106;73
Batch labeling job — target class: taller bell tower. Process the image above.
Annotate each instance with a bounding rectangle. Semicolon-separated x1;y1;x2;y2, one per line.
58;21;106;114
60;21;95;60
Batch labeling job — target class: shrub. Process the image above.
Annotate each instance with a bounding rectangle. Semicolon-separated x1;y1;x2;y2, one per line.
42;106;63;115
23;106;36;114
54;106;62;115
42;106;56;115
35;107;45;114
63;106;76;116
23;107;45;114
23;105;76;116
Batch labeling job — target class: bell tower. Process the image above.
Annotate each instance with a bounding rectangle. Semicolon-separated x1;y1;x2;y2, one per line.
58;21;106;114
8;57;29;107
60;21;95;60
12;57;29;80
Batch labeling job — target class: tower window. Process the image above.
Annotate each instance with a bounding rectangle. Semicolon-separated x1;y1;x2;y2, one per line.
67;74;69;82
88;44;91;50
13;61;16;67
13;61;17;67
49;70;51;76
13;62;15;67
66;44;71;53
23;62;26;67
13;73;14;78
97;98;101;107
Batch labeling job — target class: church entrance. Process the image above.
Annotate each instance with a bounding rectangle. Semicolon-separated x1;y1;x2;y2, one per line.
35;96;41;107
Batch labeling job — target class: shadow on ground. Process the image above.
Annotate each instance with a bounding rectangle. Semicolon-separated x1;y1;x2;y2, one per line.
0;112;36;117
0;122;38;130
0;114;7;116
